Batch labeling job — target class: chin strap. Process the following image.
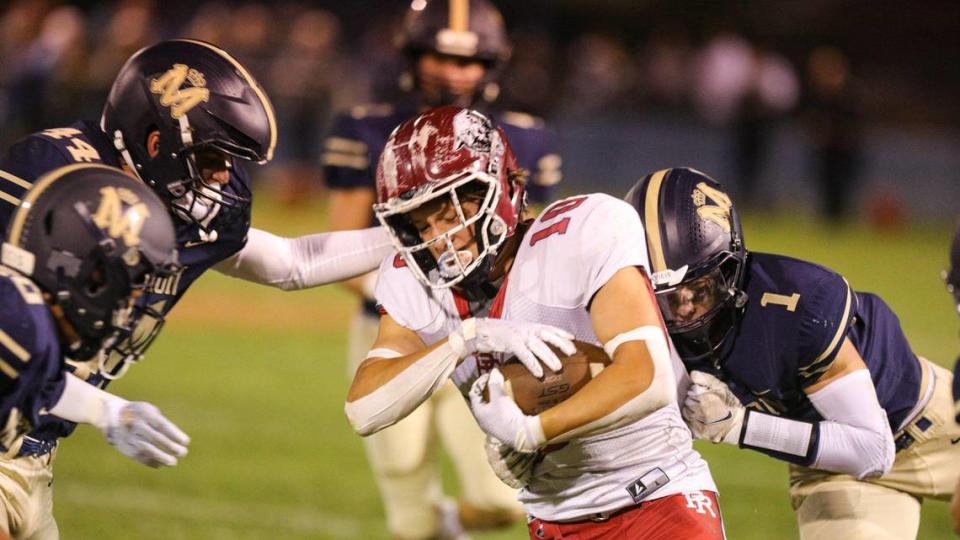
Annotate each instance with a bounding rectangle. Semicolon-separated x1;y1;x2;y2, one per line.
112;130;143;181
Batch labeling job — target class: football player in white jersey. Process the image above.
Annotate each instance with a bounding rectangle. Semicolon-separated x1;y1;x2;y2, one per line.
345;106;725;539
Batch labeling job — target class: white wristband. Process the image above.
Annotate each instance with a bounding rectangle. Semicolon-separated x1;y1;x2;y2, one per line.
48;373;127;434
741;410;815;458
449;318;478;358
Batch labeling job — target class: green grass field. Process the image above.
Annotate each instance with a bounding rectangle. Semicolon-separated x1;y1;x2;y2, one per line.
50;193;959;539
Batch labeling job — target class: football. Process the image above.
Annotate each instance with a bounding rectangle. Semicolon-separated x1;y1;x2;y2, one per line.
497;340;611;415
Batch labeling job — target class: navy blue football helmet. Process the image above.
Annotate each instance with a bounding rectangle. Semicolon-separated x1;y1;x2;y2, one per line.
2;164;179;360
101;39;276;230
625;167;748;363
397;0;511;106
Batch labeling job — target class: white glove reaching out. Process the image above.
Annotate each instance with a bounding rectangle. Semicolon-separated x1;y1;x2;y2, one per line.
99;399;191;468
469;369;546;453
450;318;576;379
48;374;191;468
682;371;745;445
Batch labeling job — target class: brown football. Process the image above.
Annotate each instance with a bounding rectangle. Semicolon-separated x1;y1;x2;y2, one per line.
496;340;611;415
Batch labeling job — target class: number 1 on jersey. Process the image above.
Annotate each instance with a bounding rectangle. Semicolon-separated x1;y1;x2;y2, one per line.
760;292;800;312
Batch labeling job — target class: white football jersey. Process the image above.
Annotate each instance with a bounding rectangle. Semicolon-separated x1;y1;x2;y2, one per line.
375;193;716;520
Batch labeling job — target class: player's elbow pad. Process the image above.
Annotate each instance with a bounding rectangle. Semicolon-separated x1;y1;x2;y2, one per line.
808;369;895;479
815;421;894;479
551;326;675;442
344;344;459;436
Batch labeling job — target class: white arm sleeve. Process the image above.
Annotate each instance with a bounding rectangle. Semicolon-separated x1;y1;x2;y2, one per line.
808;368;895;479
345;338;467;437
48;373;126;433
214;227;392;290
548;326;675;443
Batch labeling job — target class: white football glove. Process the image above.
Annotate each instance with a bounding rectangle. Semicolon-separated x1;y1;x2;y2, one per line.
450;318;575;379
469;369;545;453
682;371;744;445
484;435;538;489
100;400;191;468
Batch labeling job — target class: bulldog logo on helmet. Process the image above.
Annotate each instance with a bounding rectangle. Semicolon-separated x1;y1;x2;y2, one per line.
453;109;492;153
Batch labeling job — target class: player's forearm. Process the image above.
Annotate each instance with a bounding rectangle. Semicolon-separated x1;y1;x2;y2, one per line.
345;336;467;436
215;227;391;290
49;373;124;431
808;369;894;478
539;360;653;440
539;328;674;443
736;369;894;478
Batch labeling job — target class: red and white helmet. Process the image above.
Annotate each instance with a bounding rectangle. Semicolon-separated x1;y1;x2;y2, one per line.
374;106;525;289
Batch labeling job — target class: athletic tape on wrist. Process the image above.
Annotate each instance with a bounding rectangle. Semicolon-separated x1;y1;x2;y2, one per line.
449;317;477;358
739;409;820;465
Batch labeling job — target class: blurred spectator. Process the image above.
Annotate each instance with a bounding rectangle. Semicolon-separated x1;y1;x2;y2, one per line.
182;2;232;45
219;3;276;77
498;30;560;116
37;6;91;126
637;22;694;111
802;46;862;223
85;0;158;108
695;30;797;206
0;0;49;148
267;7;355;203
733;43;798;207
693;30;755;125
560;32;636;117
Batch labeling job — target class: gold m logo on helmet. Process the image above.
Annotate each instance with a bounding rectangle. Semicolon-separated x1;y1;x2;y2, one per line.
92;186;151;246
691;182;732;232
149;64;210;119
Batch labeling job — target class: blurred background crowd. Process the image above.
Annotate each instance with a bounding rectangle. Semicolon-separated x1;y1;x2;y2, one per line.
2;0;958;223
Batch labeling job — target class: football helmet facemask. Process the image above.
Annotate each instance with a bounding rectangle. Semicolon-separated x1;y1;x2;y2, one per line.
374;106;524;290
625;167;747;363
1;164;180;361
101;39;276;230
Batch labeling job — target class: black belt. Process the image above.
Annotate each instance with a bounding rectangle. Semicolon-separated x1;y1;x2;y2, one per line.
17;436;57;458
894;416;932;453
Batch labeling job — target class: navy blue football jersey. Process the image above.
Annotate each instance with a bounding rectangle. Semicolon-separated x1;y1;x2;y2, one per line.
0;266;67;451
321;102;562;211
691;252;921;434
0;120;251;316
0;120;252;443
